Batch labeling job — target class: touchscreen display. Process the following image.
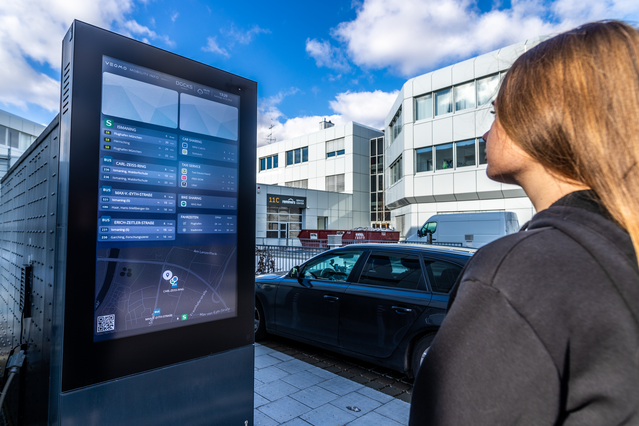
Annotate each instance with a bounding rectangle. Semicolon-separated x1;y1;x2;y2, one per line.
94;56;240;341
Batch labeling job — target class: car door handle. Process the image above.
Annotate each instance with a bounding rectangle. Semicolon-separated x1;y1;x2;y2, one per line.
324;295;339;302
392;306;412;314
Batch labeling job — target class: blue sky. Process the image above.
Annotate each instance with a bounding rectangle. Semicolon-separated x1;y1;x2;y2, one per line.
1;0;638;145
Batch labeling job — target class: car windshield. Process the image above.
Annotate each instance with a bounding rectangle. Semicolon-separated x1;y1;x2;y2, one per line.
302;251;364;281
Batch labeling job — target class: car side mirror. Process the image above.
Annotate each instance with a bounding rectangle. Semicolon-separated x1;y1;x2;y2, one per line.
290;266;300;279
417;229;423;237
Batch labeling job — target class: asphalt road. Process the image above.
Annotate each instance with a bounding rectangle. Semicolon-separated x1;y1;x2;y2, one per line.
259;335;414;403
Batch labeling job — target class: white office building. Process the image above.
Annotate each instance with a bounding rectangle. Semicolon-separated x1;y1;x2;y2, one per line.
383;37;548;238
256;121;382;243
0;109;46;177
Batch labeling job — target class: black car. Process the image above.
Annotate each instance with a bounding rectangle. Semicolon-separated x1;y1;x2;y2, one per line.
254;243;474;377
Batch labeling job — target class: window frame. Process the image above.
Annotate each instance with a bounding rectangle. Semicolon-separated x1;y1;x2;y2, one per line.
301;250;365;282
285;147;309;166
357;250;426;291
389;156;403;186
415;93;433;121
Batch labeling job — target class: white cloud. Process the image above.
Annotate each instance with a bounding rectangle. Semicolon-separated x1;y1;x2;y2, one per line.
222;25;271;45
329;90;398;129
306;38;351;72
202;37;230;57
332;0;639;77
257;89;396;146
171;12;179;22
0;0;174;113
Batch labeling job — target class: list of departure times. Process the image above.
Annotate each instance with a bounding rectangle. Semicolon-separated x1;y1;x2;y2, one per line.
94;55;241;341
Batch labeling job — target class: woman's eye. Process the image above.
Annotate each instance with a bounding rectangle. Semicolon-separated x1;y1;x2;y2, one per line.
489;110;495;115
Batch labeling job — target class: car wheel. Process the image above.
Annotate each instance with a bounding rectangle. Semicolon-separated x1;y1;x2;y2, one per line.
254;301;267;341
411;334;435;378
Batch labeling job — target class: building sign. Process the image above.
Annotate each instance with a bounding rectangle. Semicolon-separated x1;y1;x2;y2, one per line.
267;194;306;208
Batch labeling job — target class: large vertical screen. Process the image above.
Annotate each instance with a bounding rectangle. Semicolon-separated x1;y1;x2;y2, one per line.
94;56;240;341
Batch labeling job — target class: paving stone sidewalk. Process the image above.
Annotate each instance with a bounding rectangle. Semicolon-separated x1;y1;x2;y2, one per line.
254;343;411;426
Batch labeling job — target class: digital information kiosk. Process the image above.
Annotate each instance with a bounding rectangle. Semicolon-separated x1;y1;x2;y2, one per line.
47;21;256;425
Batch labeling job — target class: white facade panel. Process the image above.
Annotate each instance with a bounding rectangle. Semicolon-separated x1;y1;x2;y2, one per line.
432;117;453;144
413;122;432;148
433;173;456;201
412;74;432;97
474;49;500;77
452;58;475;84
453;170;478;199
432;66;453;91
403;98;414;126
453;113;475;141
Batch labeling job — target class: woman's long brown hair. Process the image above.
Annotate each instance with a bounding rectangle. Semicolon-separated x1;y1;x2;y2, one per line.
496;20;639;261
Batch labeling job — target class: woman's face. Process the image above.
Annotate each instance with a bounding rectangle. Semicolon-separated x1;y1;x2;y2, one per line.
483;115;533;186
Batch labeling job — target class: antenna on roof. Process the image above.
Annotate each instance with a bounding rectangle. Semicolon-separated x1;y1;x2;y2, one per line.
265;120;276;144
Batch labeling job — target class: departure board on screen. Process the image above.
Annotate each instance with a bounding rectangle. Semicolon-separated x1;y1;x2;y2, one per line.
94;56;240;341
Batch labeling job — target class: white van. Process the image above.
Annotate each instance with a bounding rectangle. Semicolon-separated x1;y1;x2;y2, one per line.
406;212;520;248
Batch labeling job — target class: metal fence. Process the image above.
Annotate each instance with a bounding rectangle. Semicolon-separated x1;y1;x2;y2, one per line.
298;239;464;248
255;245;327;275
254;239;467;275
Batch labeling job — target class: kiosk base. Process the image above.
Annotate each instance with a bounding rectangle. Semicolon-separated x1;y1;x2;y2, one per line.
58;344;254;425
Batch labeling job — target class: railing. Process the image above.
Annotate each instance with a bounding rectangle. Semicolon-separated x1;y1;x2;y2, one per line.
256;245;327;275
298;239;464;248
255;240;467;275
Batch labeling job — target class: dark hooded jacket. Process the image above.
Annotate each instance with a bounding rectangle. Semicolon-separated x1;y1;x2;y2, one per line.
409;191;639;425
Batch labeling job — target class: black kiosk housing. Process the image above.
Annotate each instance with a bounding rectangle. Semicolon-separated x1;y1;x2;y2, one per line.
0;20;256;425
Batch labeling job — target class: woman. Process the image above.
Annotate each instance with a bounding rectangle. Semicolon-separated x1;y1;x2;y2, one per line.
409;21;639;425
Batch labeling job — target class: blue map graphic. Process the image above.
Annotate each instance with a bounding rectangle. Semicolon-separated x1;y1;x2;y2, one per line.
102;72;179;128
180;94;238;140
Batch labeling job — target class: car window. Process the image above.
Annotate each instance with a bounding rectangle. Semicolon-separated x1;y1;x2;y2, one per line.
423;260;463;293
421;221;437;234
358;252;424;290
302;250;364;281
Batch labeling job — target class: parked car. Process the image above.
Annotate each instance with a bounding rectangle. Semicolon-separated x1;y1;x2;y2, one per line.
254;243;474;377
406;212;520;248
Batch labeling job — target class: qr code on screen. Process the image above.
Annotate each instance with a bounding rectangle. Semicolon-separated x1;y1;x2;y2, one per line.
97;314;115;333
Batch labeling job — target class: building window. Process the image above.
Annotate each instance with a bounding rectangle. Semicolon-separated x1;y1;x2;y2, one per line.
286;147;308;166
456;139;476;167
8;129;20;149
418;138;482;173
478;137;487;164
435;88;453;116
266;207;303;239
370;135;388;227
454;81;475;111
390;106;403;142
477;74;500;106
416;147;433;172
325;174;345;192
412;72;505;121
435;143;454;170
326;138;345;158
285;179;308;189
259;154;278;171
390;156;402;185
415;93;433;121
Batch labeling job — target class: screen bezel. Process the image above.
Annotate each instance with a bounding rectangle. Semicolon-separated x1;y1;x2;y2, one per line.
61;21;256;392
